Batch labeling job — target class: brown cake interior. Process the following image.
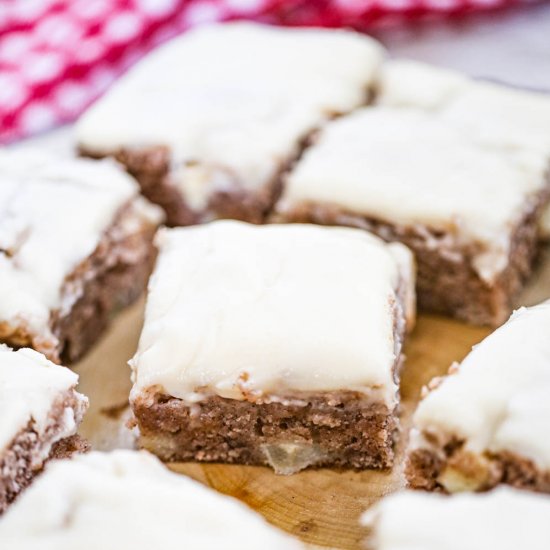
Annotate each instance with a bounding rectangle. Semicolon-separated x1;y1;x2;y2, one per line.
133;390;399;474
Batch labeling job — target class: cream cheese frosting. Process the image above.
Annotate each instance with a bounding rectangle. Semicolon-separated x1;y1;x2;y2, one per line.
76;22;384;203
377;59;469;110
130;221;414;406
411;301;550;471
378;60;550;236
0;450;302;549
363;487;550;550
0;149;140;342
279;107;547;283
0;345;87;455
379;59;550;154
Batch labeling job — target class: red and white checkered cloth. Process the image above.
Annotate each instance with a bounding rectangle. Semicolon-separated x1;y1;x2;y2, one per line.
0;0;532;143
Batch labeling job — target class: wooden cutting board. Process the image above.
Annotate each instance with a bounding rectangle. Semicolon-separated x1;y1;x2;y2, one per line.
74;248;550;550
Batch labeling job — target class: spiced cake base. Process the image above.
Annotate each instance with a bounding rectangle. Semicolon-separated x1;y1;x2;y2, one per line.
0;391;88;513
80;146;284;227
274;185;549;326
132;390;398;474
407;441;550;494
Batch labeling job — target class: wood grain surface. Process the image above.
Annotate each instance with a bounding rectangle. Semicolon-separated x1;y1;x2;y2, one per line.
75;249;550;549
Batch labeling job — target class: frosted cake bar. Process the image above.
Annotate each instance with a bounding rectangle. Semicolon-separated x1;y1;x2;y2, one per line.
0;346;88;513
276;107;549;325
378;59;550;237
407;301;550;493
77;22;384;226
130;221;415;473
378;59;550;155
0;149;162;363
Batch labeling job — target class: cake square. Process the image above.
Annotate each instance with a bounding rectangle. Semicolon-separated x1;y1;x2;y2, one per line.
77;22;384;226
0;149;162;364
363;487;550;550
0;346;88;513
275;106;550;325
0;450;302;548
407;301;550;493
130;221;415;473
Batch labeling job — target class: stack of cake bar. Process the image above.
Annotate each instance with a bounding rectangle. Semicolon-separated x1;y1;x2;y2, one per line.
1;21;550;548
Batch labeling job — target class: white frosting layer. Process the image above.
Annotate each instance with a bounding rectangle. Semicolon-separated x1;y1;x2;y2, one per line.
77;22;383;203
280;107;547;282
378;60;469;110
0;345;86;453
0;450;302;549
412;301;550;470
444;83;550;154
0;149;138;340
364;487;550;550
379;60;550;236
380;60;550;153
131;221;414;406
